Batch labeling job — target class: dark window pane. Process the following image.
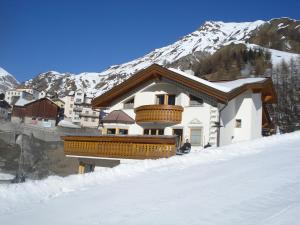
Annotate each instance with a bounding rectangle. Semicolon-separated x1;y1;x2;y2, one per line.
144;129;149;135
156;95;164;105
107;128;116;134
158;129;164;135
119;129;128;135
168;95;176;105
151;129;156;135
190;95;203;106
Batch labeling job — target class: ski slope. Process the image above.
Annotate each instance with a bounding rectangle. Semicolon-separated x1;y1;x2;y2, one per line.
0;132;300;225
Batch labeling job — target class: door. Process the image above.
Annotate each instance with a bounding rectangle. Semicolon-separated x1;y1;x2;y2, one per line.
173;129;183;147
190;128;202;146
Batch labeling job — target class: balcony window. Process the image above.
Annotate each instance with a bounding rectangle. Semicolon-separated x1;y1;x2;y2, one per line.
189;95;203;106
124;97;134;109
156;94;176;105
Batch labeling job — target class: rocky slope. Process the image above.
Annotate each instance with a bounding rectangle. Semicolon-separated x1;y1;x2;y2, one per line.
0;67;19;93
22;17;300;97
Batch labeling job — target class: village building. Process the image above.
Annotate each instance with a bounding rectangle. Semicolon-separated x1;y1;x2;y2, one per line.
62;90;100;128
11;98;62;128
5;88;41;105
0;94;12;120
62;64;277;173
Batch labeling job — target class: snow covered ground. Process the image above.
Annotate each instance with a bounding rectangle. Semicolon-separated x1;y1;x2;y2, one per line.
0;132;300;225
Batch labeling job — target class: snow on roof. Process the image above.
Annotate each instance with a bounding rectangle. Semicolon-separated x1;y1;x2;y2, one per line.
14;98;34;106
168;68;266;93
57;120;81;128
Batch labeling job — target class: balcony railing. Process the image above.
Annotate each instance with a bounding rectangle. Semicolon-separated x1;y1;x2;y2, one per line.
62;135;177;159
135;104;183;124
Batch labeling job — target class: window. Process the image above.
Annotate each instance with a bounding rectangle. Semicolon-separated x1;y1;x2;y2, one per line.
144;129;164;135
92;111;97;115
71;97;74;101
107;128;116;135
75;98;81;103
84;117;88;122
77;92;82;96
124;98;135;109
70;104;73;108
119;129;128;135
156;94;176;105
156;95;165;105
44;118;49;122
32;117;36;120
91;118;96;122
69;110;72;114
85;110;89;114
235;119;242;128
189;95;203;106
168;95;176;105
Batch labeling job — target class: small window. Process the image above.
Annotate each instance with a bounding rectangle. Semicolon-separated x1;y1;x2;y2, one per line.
235;119;242;128
107;128;116;135
124;98;135;109
70;104;73;107
150;129;156;135
190;95;203;106
156;95;165;105
144;129;150;135
77;93;82;96
32;117;36;120
119;129;128;135
75;98;81;103
85;110;89;114
71;97;74;101
84;117;88;121
69;110;72;114
44;118;49;122
168;95;176;105
93;111;97;115
91;118;96;122
158;129;164;135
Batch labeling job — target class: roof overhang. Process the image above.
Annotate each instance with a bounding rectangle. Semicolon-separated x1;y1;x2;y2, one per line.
92;64;277;107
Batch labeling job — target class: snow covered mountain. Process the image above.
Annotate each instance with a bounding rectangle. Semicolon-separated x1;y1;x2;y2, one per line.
0;67;19;94
0;131;299;224
23;17;300;97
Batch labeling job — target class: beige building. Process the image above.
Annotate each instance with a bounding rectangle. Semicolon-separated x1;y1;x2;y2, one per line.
62;90;99;128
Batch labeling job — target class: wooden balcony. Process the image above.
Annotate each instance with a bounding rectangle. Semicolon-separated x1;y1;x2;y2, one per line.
62;135;177;160
135;105;183;124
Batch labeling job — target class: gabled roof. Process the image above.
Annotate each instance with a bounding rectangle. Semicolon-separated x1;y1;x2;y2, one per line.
102;110;135;124
23;97;60;108
0;100;11;109
92;64;277;107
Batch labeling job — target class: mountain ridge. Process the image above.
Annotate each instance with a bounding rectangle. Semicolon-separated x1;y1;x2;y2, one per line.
4;17;300;97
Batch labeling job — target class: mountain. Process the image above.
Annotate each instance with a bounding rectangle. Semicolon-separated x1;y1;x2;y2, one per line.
0;67;19;94
22;17;300;97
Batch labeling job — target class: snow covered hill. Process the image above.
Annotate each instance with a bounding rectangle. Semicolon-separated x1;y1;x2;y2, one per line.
0;67;19;94
22;17;300;97
0;132;300;225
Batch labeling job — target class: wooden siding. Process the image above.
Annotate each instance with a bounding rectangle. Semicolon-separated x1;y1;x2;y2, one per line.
62;135;177;159
135;104;183;124
12;98;60;119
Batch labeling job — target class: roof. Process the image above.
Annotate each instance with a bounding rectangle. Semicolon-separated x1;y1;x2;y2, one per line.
102;110;135;124
92;64;277;107
23;98;60;108
14;98;34;106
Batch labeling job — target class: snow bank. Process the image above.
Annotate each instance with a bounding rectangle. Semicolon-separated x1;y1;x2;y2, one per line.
0;132;299;210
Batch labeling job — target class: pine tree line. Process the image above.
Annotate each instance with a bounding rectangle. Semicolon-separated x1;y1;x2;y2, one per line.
271;57;300;133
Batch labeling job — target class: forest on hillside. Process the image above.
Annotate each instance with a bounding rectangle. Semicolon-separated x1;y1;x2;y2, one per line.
194;44;300;133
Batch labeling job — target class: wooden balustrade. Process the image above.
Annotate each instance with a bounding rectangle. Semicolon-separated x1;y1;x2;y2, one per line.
62;135;177;159
135;104;183;124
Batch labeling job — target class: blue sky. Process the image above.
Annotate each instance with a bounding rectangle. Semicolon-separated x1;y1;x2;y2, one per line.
1;0;299;81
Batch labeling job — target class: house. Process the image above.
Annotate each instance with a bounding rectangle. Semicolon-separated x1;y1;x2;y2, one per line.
62;90;100;128
62;64;276;172
5;88;40;104
0;93;12;120
11;98;62;128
